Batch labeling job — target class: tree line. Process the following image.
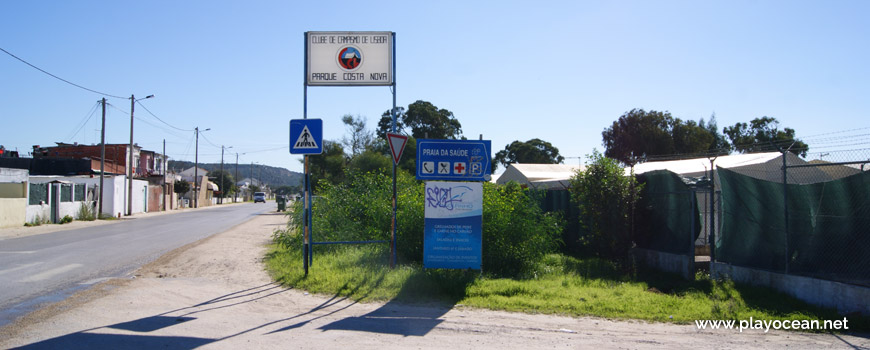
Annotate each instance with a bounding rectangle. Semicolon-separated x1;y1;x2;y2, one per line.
308;100;809;189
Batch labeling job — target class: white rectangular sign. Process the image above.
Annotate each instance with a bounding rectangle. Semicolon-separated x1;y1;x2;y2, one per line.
306;31;393;86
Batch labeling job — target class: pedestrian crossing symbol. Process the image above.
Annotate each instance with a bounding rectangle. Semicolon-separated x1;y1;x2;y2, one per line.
294;126;318;149
289;119;323;154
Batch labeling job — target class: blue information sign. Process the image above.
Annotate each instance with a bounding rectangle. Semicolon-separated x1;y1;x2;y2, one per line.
416;139;491;181
423;181;482;269
289;119;323;155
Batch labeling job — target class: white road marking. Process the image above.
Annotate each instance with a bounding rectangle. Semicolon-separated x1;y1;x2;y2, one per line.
20;263;83;282
0;262;43;276
0;251;37;254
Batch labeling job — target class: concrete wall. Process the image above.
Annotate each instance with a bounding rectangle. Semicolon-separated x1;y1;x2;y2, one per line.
632;248;694;280
0;168;28;183
0;198;26;228
712;262;870;316
27;176;122;220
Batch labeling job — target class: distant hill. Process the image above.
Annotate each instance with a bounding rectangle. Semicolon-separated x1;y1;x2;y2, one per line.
168;160;302;188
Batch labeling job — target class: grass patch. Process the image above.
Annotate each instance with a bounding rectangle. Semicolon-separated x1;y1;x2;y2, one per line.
266;244;869;331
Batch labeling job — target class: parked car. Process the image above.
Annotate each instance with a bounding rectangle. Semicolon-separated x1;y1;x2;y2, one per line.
253;192;266;203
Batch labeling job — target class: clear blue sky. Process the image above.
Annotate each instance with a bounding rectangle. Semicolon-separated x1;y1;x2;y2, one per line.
2;1;869;174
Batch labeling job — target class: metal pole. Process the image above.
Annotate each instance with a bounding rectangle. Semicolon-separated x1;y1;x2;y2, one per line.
220;146;225;204
303;155;309;276
304;32;313;272
162;139;166;211
234;153;239;203
709;158;716;263
390;32;398;268
195;127;199;209
128;95;135;216
99;98;106;218
783;150;789;274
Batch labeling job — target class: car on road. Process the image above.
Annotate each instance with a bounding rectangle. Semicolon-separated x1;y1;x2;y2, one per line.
253;192;266;203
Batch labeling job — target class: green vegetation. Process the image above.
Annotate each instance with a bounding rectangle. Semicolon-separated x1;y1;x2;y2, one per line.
275;171;561;276
59;215;73;224
266;244;866;330
569;150;640;263
24;214;50;227
76;202;96;221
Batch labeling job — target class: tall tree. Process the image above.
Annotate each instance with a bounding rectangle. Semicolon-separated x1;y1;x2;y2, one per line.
671;119;713;157
699;113;731;155
723;117;808;156
602;109;721;164
602;109;676;164
208;170;235;198
303;140;346;189
341;114;375;157
494;138;564;171
379;100;462;140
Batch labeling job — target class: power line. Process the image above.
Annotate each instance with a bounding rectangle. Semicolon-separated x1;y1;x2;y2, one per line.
135;100;193;132
63;101;101;143
0;46;126;99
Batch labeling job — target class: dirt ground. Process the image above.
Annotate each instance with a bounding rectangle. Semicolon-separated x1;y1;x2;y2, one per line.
1;210;867;349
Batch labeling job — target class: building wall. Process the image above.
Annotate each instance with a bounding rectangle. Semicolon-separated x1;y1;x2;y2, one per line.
0;198;26;228
26;175;133;220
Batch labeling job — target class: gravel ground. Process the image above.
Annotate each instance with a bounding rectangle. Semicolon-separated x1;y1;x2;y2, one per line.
1;210;867;349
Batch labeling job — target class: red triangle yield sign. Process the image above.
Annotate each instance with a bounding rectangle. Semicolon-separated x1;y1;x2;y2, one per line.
387;132;408;164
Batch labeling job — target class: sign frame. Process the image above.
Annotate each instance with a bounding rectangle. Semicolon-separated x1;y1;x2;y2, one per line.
289;119;323;155
305;31;394;87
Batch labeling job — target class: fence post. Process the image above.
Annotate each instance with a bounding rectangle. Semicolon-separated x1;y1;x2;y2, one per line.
782;151;789;274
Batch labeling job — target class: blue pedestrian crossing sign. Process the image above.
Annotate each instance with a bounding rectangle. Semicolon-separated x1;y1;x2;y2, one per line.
290;119;323;154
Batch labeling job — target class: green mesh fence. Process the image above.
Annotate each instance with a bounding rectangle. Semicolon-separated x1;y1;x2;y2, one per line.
717;166;870;287
634;170;700;255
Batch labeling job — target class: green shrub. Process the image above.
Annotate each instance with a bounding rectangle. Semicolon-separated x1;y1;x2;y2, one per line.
76;202;97;221
569;150;641;264
26;214;51;226
481;182;562;276
60;215;73;224
276;170;562;277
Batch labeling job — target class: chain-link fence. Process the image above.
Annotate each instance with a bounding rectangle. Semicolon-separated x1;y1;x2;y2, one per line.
717;149;870;287
634;170;700;256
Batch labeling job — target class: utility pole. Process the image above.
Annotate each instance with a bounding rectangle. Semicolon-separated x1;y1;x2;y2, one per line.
194;127;200;209
128;94;135;216
127;94;153;215
162;139;166;211
99;98;106;218
234;153;239;203
219;146;225;204
250;161;254;200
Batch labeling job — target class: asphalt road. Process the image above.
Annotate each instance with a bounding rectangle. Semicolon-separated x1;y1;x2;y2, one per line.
0;202;274;327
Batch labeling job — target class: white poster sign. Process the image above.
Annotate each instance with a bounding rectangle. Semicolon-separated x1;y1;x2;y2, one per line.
306;31;393;86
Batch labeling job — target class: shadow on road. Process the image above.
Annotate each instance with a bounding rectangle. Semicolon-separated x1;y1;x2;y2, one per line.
13;283;286;350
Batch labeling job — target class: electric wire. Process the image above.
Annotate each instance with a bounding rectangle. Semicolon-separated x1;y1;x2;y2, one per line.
63;101;100;143
0;47;126;99
135;100;193;132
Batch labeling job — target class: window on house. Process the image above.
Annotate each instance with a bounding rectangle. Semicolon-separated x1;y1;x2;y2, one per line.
74;184;86;201
29;183;47;205
61;184;72;202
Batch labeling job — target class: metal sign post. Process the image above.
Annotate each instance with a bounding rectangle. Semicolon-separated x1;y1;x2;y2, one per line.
302;31;396;273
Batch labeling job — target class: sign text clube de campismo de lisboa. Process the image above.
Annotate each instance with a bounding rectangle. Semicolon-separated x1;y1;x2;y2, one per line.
306;31;393;86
